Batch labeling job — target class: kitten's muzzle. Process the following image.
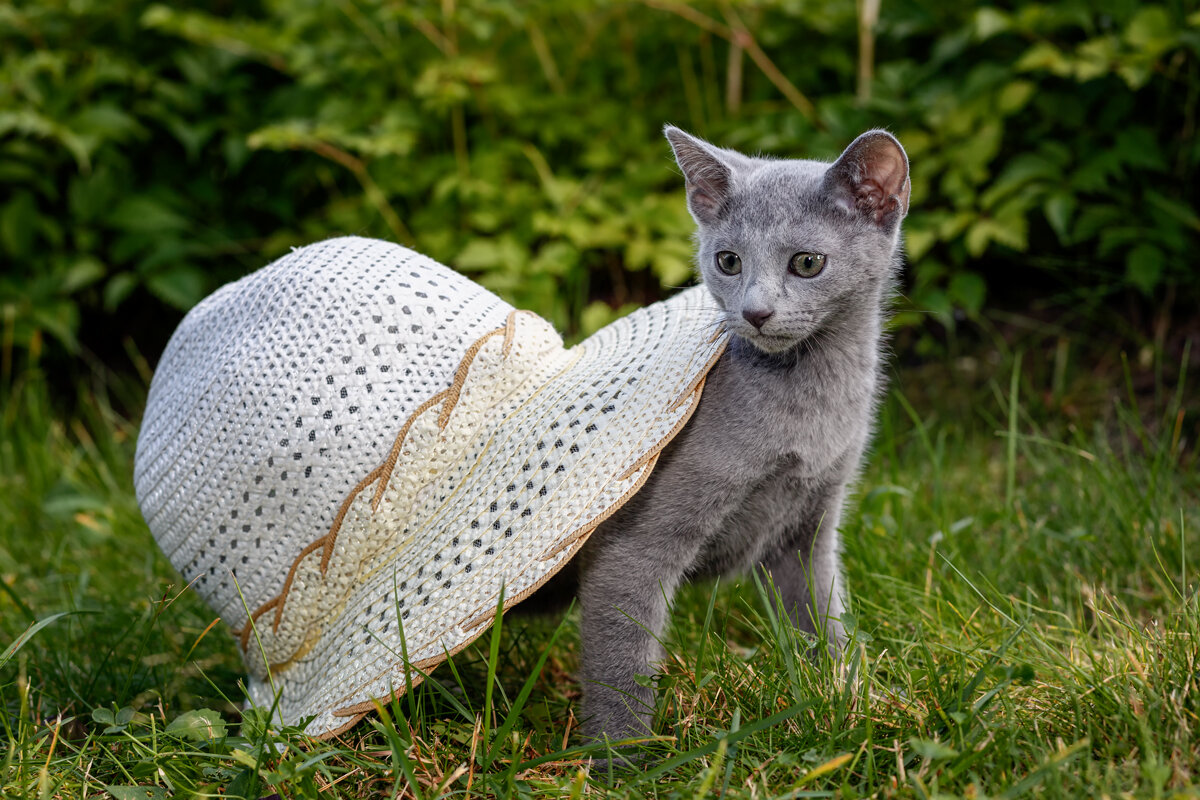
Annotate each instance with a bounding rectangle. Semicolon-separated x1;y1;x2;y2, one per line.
742;308;774;329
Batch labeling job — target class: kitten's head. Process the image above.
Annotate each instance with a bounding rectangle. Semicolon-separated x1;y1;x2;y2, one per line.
665;126;909;354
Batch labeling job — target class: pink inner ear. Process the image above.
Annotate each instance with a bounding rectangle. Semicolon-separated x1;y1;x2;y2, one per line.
863;145;907;193
855;177;902;225
687;180;724;217
836;134;909;224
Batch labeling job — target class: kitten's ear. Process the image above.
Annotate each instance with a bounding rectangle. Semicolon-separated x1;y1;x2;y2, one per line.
824;130;910;228
664;125;742;226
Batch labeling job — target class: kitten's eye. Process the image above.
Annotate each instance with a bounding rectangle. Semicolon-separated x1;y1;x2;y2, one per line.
788;252;826;278
715;251;742;276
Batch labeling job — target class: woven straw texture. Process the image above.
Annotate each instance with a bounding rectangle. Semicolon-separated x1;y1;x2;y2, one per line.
135;236;727;736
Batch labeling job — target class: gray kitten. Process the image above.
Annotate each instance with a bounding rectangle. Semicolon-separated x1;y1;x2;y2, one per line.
527;126;909;743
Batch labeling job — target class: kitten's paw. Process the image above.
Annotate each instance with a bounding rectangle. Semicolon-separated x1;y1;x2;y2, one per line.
579;716;657;777
587;749;643;778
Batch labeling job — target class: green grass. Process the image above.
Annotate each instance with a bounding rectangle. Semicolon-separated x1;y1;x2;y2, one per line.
1;343;1197;799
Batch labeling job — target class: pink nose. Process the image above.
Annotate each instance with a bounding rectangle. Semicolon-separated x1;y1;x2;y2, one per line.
742;308;773;329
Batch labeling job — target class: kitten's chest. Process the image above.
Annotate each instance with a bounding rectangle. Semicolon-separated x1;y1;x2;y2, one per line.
697;349;875;479
689;458;822;575
678;347;875;574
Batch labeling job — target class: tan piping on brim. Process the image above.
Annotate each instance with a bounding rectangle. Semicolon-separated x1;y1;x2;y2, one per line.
530;450;661;564
235;310;533;651
667;338;726;414
539;343;722;563
614;340;727;483
327;648;446;721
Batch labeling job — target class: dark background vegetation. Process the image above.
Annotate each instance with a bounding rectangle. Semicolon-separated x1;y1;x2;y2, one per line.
3;0;1199;397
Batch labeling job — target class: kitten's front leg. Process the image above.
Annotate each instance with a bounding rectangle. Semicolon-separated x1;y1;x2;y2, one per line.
577;533;692;742
761;487;848;652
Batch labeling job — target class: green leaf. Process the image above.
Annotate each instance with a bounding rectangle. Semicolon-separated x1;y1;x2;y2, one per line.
949;272;986;315
651;239;694;287
1072;204;1122;243
1112;128;1167;172
455;235;524;274
146;265;206;310
625;236;655;271
903;227;937;262
936;212;974;242
91;705;134;733
1043;192;1077;244
105;196;189;234
916;287;953;327
164;116;215;161
964;215;1022;256
1098;226;1143;257
238;706;273;740
530;241;577;277
996;80;1034;114
140;5;288;68
105;786;170;800
909;738;960;761
61;257;106;293
69;169;119;223
30;302;81;352
1074;36;1119;82
1;190;38;259
70;105;145;147
973;8;1011;40
980;153;1059;209
1015;42;1071;76
0;109;93;170
990;196;1032;251
1125;243;1165;295
165;708;228;741
104;273;139;312
1124;6;1175;58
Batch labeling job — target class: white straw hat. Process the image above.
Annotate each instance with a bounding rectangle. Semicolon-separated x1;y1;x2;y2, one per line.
135;236;727;737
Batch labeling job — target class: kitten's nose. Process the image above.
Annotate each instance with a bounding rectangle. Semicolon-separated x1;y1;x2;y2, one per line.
742;308;774;329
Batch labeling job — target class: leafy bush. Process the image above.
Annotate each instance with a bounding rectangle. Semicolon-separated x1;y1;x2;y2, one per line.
890;2;1200;328
1;0;1197;368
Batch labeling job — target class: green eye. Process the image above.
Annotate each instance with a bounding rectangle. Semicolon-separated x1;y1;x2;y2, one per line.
715;251;742;276
789;252;826;278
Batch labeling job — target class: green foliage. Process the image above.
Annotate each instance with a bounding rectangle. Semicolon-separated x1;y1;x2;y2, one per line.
2;0;1198;361
895;2;1200;330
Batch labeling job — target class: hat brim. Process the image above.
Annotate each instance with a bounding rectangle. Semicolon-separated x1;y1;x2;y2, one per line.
135;237;727;737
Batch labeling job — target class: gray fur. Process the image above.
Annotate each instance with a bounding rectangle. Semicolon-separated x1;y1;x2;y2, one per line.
539;127;909;742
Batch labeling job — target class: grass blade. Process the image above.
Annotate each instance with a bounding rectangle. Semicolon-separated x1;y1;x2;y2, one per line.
1;613;71;669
